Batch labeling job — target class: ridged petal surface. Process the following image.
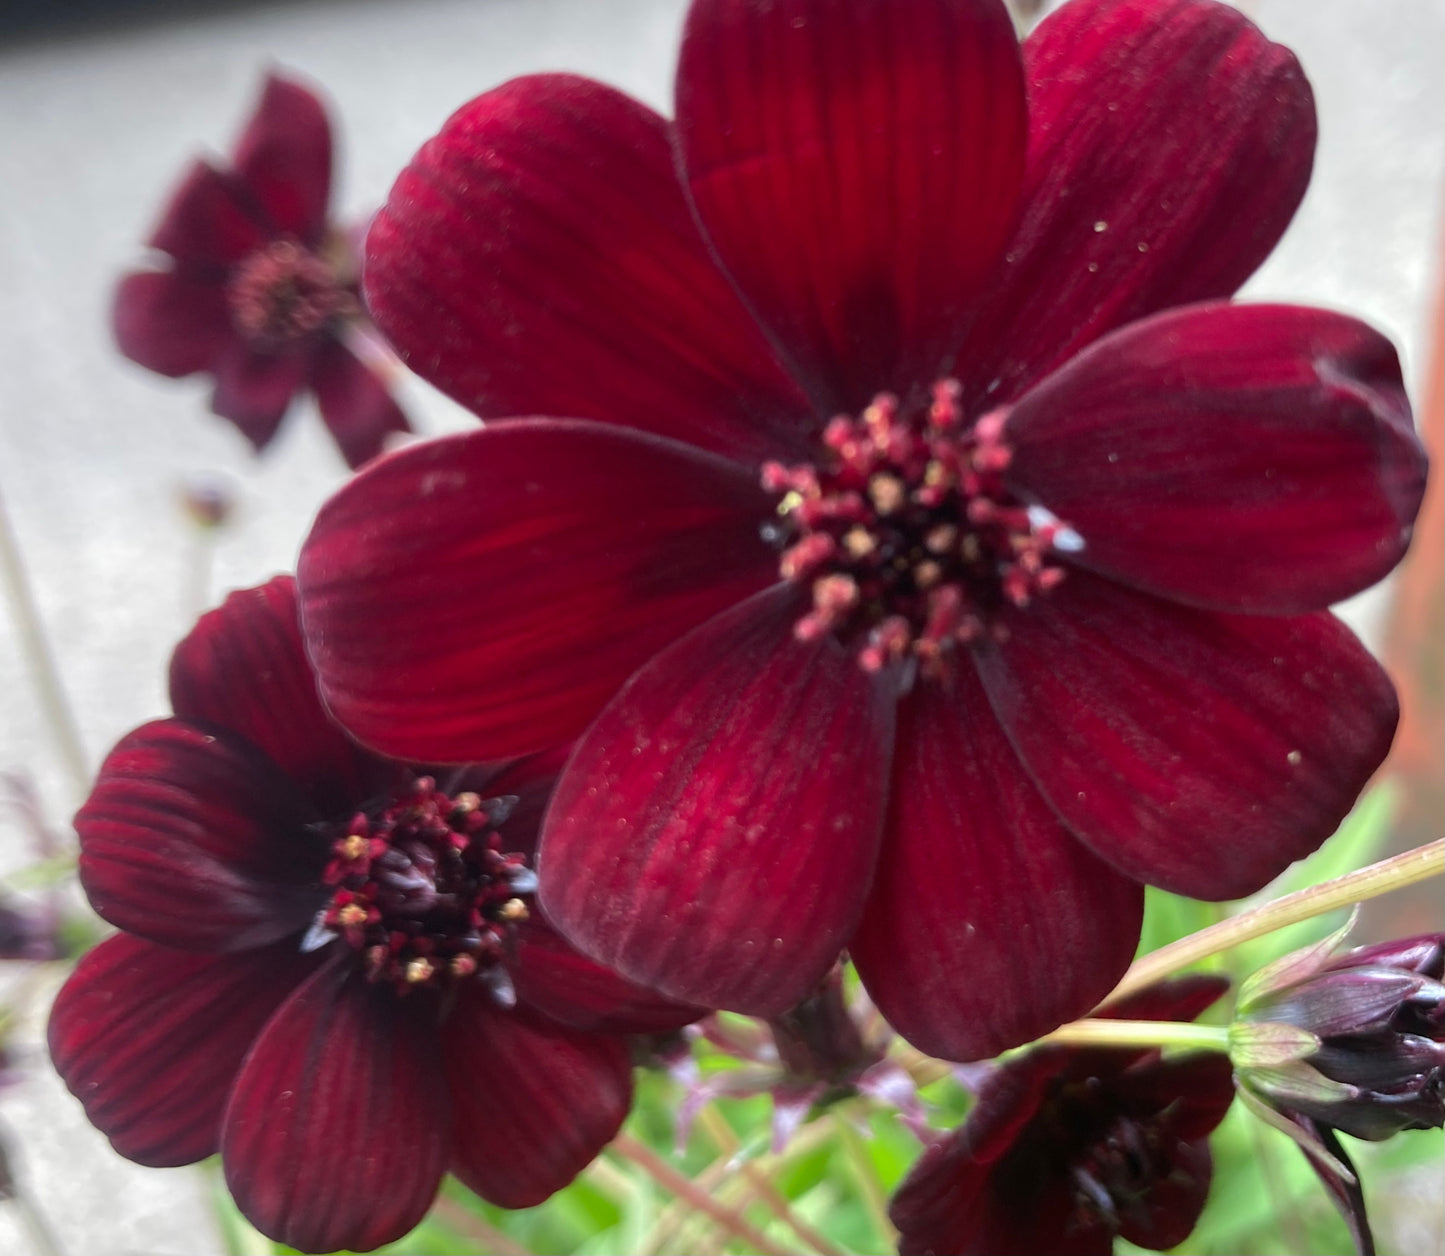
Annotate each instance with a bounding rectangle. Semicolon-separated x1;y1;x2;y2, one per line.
77;720;328;951
444;996;632;1208
974;575;1398;899
677;0;1025;414
955;0;1316;408
851;672;1141;1062
365;74;810;461
169;575;392;819
48;934;320;1168
222;963;449;1254
298;421;777;761
1004;302;1425;613
540;586;896;1015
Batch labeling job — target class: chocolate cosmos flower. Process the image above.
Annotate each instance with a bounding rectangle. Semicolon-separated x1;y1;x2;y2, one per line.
48;578;696;1254
297;0;1426;1060
113;73;410;468
889;976;1236;1256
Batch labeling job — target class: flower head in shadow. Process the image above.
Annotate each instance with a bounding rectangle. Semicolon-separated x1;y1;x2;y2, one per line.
48;577;697;1254
114;73;410;468
890;976;1235;1255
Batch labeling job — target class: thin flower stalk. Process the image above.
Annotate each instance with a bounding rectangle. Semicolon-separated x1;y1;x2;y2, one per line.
1106;839;1445;1003
608;1131;798;1256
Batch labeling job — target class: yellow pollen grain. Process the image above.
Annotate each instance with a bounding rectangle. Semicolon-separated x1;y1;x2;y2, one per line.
777;490;804;516
868;473;906;515
340;834;367;860
923;460;951;488
914;560;943;590
843;527;877;557
405;957;435;984
337;903;368;927
452;791;482;813
925;524;958;554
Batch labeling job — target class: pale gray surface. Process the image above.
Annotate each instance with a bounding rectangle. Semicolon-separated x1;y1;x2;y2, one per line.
0;1;1441;1252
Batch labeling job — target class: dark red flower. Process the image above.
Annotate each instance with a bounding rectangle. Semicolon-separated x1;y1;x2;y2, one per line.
113;72;410;469
47;577;696;1254
889;976;1236;1256
296;0;1425;1060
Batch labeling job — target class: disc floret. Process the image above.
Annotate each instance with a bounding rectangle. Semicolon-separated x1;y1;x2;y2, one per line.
227;237;353;345
761;380;1082;676
315;776;536;998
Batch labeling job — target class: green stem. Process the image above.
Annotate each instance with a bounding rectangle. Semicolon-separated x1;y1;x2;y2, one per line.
1036;1018;1231;1052
1105;839;1445;1005
0;478;89;796
831;1115;896;1251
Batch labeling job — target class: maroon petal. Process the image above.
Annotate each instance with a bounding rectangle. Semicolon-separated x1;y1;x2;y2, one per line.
147;159;269;268
168;576;392;818
973;574;1399;899
365;74;810;461
892;1064;1111;1256
444;994;632;1208
232;72;333;246
112;270;234;378
851;672;1142;1062
955;0;1316;407
512;914;703;1035
48;934;321;1168
299;420;777;761
539;586;896;1016
209;340;309;452
1099;973;1231;1025
77;720;327;951
1004;303;1425;614
677;0;1025;414
222;962;449;1254
308;338;411;468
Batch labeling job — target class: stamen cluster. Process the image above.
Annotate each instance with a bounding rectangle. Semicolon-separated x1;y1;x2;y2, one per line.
761;380;1080;676
227;238;351;344
317;776;535;997
1068;1102;1172;1237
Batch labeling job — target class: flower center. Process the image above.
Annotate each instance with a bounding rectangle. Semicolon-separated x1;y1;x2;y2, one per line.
226;238;351;344
310;776;536;999
761;380;1080;677
1068;1109;1170;1235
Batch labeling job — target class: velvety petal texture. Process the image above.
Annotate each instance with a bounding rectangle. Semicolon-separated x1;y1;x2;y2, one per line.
148;160;268;268
1004;302;1426;613
975;575;1399;899
299;421;778;760
955;0;1317;406
222;963;450;1253
850;673;1142;1062
540;587;896;1015
445;997;633;1208
366;74;810;462
48;935;322;1168
169;575;388;818
677;0;1026;414
232;72;332;244
209;342;310;448
112;271;232;376
890;977;1234;1256
76;720;327;951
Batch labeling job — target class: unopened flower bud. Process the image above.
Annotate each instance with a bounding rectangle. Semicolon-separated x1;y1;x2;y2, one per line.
1231;921;1444;1140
